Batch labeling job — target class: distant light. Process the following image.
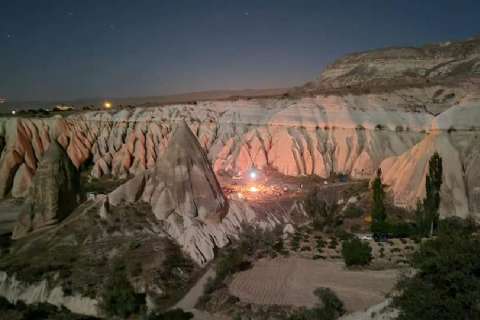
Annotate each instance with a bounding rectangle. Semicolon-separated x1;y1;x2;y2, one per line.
104;101;112;109
249;171;257;180
249;186;258;193
11;110;16;115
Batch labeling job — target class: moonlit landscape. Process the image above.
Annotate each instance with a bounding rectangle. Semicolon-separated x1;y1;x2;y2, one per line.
0;1;480;320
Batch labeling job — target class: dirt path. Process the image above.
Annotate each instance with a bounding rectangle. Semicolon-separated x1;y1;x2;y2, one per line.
229;257;399;312
174;267;230;320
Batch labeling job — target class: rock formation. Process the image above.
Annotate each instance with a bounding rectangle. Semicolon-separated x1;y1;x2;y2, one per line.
12;141;80;239
0;37;478;219
107;121;289;264
109;120;228;223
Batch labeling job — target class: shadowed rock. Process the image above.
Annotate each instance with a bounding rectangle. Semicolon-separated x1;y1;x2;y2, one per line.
12;141;80;239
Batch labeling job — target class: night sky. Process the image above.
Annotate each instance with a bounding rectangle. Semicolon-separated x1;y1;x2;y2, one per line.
1;0;479;101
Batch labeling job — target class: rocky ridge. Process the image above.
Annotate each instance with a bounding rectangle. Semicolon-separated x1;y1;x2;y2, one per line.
303;36;480;94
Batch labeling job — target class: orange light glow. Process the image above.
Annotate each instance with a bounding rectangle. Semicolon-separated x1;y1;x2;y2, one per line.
104;101;112;109
249;186;259;193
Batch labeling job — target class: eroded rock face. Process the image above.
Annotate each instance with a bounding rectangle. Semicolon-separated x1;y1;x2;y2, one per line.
109;120;228;224
12;141;80;239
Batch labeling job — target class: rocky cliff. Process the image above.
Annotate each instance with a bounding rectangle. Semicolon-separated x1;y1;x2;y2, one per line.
0;37;479;219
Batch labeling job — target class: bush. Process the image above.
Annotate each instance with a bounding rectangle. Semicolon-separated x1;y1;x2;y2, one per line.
99;262;145;318
393;233;480;320
341;238;372;267
314;288;345;316
288;287;345;320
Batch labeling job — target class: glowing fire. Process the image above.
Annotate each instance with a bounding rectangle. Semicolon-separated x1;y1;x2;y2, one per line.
249;186;259;193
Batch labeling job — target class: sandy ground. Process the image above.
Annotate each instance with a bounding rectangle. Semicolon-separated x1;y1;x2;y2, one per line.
0;199;23;235
228;257;399;312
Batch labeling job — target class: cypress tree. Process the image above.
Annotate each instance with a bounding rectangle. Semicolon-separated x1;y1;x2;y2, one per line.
422;152;443;236
371;168;386;236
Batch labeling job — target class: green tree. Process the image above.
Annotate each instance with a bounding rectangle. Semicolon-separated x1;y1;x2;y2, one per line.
393;232;480;320
341;237;372;267
416;152;443;236
371;168;386;236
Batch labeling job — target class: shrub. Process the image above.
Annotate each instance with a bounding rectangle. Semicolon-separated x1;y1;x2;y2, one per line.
314;288;345;317
288;287;345;320
99;262;145;318
341;238;372;267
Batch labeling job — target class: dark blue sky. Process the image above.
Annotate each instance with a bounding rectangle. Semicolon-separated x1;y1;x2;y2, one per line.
1;0;479;100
